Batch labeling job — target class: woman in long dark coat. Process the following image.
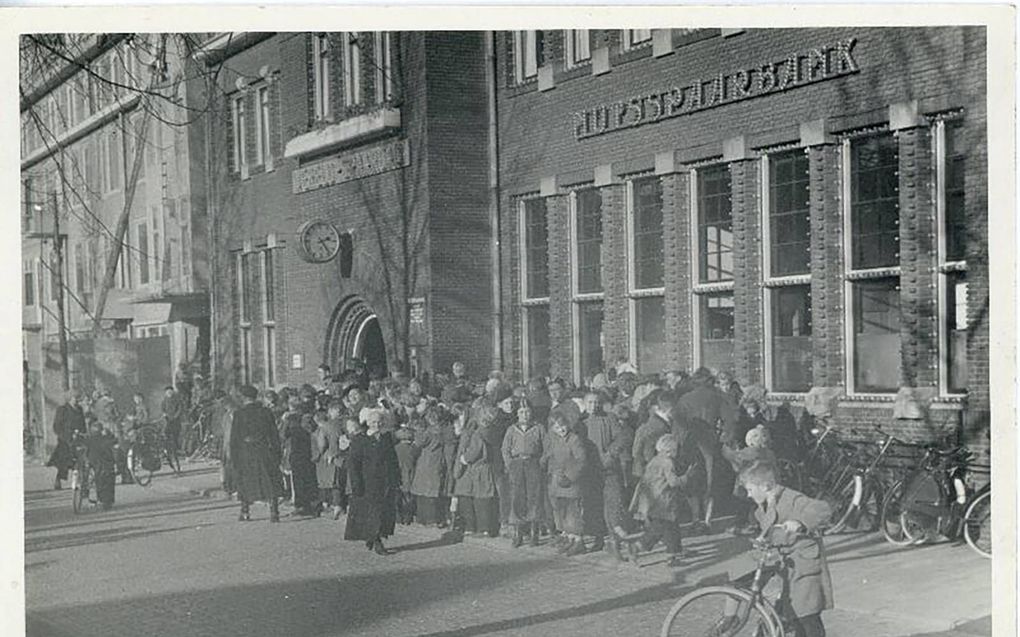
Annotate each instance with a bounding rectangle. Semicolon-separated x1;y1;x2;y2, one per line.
344;408;401;555
230;385;283;522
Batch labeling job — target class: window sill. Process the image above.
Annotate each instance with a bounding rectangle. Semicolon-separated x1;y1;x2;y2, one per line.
284;107;402;159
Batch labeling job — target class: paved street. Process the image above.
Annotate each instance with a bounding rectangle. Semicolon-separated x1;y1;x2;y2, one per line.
24;461;990;637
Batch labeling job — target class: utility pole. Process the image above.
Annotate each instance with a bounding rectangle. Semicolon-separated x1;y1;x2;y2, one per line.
51;191;70;392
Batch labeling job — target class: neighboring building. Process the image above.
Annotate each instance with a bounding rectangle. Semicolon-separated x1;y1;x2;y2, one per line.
196;32;493;390
496;27;988;446
20;34;210;453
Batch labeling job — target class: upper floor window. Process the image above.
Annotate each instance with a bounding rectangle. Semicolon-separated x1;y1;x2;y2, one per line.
572;188;603;295
697;164;733;283
943;121;966;263
622;29;653;50
343;32;362;107
512;31;543;84
24;261;36;307
136;221;150;285
850;133;899;270
374;32;395;104
768;150;811;276
312;34;331;121
630;176;664;290
231;94;248;175
521;198;549;300
254;85;271;168
565;30;590;68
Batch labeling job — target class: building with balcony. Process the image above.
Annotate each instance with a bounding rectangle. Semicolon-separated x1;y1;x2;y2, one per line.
20;34;210;453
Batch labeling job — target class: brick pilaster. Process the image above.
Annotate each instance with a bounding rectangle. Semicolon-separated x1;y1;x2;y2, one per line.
546;194;573;380
731;159;763;386
897;127;938;388
663;171;693;371
600;183;629;365
808;143;845;388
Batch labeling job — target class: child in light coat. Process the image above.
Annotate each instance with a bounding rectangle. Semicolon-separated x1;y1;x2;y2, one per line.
627;433;695;567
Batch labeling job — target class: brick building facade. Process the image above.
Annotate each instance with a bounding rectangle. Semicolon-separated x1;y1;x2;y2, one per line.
199;27;988;449
198;32;493;390
496;27;988;447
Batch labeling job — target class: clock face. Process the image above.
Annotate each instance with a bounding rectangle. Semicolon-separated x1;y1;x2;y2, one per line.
299;220;341;263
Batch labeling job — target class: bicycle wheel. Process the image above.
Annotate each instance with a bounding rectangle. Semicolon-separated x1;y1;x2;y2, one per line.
963;489;991;559
880;480;915;545
128;448;153;487
848;478;882;532
661;586;781;637
71;468;84;514
820;475;857;534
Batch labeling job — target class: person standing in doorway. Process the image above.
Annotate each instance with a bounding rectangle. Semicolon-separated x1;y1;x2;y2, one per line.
230;385;283;522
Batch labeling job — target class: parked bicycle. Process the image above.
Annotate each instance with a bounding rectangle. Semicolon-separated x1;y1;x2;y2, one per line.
823;426;900;534
660;525;812;637
125;422;182;486
880;439;990;558
70;433;96;514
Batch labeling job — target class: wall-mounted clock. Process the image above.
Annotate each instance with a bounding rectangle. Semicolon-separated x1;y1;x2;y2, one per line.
297;219;341;263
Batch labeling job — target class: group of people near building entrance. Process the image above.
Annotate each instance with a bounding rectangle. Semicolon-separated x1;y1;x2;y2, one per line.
222;359;833;637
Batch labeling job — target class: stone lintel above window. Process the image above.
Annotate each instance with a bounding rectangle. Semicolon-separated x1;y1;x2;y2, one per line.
284;107;401;159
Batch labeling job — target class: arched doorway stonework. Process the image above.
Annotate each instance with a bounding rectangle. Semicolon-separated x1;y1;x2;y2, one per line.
324;296;388;377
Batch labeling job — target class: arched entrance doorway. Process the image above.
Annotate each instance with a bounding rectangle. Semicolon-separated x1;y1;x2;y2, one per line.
325;296;388;378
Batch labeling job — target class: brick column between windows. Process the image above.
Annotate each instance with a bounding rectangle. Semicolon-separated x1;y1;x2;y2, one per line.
898;127;938;388
730;160;763;386
546;194;573;380
501;193;522;380
600;183;629;366
662;171;693;371
808;143;845;388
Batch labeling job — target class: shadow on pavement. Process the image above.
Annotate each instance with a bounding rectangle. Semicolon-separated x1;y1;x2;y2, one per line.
26;524;195;553
26;498;234;534
393;530;463;553
901;615;992;637
30;560;573;637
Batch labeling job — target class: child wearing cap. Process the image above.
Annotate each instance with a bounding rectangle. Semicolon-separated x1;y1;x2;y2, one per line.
543;413;588;556
627;433;695;567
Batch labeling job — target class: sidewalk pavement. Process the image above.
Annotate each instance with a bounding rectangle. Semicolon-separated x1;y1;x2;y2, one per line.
143;461;991;636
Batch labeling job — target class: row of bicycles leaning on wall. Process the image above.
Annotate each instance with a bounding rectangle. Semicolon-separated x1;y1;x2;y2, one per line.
776;420;991;558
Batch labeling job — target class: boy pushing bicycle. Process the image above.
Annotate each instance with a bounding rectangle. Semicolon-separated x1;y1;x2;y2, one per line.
723;461;834;637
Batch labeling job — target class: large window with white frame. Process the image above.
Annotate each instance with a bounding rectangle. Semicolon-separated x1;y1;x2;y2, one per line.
312;34;331;121
261;249;277;388
231;93;248;176
343;32;362;107
237;251;254;385
844;132;901;393
571;188;604;382
762;149;813;392
622;29;653;50
627;175;666;373
692;164;736;373
936;118;968;395
512;31;543;84
374;32;395;104
519;197;551;380
565;30;591;68
254;84;271;169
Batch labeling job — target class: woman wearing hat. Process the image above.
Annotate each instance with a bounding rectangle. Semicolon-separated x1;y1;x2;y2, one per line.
344;408;401;555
